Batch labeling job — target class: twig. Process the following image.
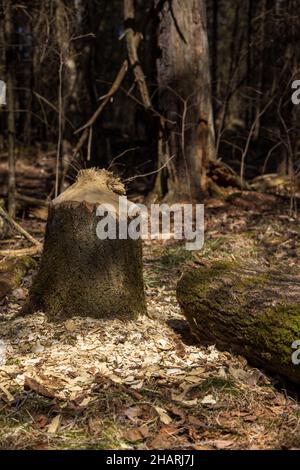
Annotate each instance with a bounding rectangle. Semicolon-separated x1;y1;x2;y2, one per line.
33;91;75;130
74;60;129;136
0;245;42;257
119;84;175;125
87;126;93;162
73;60;129;158
240;99;273;188
16;193;47;207
107;147;140;170
0;205;41;247
124;155;175;182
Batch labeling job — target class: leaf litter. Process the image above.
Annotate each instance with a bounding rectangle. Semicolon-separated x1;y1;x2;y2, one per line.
0;194;299;449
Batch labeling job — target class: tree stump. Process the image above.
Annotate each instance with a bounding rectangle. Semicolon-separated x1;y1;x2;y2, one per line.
177;261;300;384
25;169;147;321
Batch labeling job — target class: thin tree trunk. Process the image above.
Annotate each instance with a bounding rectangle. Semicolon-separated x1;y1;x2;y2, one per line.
4;0;16;217
246;0;253;127
253;0;267;141
211;0;219;113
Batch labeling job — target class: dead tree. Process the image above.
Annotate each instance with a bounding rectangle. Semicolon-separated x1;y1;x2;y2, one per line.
25;169;147;321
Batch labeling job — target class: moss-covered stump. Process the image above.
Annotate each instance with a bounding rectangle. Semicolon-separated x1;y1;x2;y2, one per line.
0;256;35;299
177;261;300;384
24;169;146;321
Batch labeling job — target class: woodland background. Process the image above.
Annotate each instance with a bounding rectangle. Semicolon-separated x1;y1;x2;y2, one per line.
0;0;299;211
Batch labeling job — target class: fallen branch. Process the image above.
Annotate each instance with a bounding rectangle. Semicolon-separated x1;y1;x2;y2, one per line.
124;155;175;183
74;60;129;137
124;0;152;109
0;245;42;257
16;193;47;207
0;205;41;247
73;60;129;158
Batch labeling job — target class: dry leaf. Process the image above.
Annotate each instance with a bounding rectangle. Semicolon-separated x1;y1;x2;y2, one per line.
213;439;234;449
138;426;150;438
243;414;257;422
187;415;203;427
160;424;181;436
154;406;172;425
78;396;92;408
125;426;149;442
149;433;172;449
123;406;143;421
35;415;48;429
201;394;217;405
64;320;77;332
0;384;14;403
32;340;44;353
167;405;186;424
48;415;61;434
24;375;58;398
157;339;172;351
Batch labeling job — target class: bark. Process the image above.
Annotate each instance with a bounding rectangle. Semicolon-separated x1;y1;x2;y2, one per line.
211;0;219;107
124;0;152;109
156;0;215;200
0;256;36;299
253;0;267;141
4;0;16;217
177;260;300;385
246;0;254;127
24;169;147;321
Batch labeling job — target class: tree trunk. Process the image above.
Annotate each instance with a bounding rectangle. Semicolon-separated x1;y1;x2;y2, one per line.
211;0;219;111
156;0;215;200
4;0;16;217
25;169;147;321
246;0;254;127
177;260;300;385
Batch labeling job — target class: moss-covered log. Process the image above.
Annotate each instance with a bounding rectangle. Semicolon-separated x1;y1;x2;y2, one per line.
177;261;300;384
24;169;147;321
0;256;35;299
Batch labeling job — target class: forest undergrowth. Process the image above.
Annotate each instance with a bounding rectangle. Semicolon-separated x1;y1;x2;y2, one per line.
0;191;299;450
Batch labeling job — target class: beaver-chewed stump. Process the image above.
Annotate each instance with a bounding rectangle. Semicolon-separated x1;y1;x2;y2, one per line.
177;261;300;385
25;169;147;321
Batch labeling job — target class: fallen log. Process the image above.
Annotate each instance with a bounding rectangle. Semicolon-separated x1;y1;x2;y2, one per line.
177;261;300;385
0;256;36;299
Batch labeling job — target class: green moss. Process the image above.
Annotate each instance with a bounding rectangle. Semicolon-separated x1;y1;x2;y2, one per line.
177;260;300;384
5;358;22;366
0;256;37;298
159;246;193;269
197;377;241;396
247;304;300;366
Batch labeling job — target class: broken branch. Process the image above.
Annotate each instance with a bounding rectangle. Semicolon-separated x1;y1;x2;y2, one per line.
0;205;41;248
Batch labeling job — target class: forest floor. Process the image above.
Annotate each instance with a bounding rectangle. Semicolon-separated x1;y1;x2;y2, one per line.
0;191;300;450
